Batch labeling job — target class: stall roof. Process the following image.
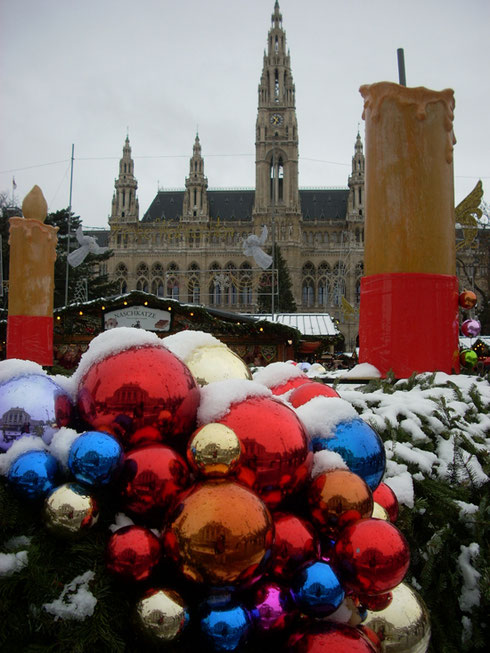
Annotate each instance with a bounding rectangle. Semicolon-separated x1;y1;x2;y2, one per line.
249;313;339;337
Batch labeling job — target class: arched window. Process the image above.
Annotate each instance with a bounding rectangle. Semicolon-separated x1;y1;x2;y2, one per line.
302;280;314;307
239;262;252;306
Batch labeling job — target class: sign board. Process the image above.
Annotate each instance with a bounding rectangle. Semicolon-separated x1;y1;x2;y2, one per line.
104;306;171;332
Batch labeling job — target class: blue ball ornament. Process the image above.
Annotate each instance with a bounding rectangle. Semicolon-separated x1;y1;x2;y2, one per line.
8;450;61;501
200;604;251;652
0;374;74;452
68;431;124;487
311;418;386;490
291;560;344;617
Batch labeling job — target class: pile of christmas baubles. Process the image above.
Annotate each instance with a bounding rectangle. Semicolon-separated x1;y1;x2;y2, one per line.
0;328;430;652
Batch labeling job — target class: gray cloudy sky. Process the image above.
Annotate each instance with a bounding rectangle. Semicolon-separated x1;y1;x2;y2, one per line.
1;0;488;229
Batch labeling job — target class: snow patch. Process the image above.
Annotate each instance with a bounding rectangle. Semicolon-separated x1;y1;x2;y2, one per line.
197;379;272;424
163;330;223;362
311;450;348;478
295;396;358;440
43;570;97;621
253;362;307;389
0;551;28;577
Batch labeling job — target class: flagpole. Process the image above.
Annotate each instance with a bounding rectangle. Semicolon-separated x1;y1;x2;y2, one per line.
64;144;75;306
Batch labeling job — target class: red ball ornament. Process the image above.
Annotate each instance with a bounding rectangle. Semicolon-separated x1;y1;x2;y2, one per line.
334;519;410;595
359;591;393;611
106;525;161;582
270;374;312;396
77;345;200;448
372;482;399;523
270;513;320;580
288;623;379;652
289;381;340;407
459;290;477;309
217;396;312;508
120;444;190;520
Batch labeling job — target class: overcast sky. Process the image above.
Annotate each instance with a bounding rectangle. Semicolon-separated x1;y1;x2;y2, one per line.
1;0;488;229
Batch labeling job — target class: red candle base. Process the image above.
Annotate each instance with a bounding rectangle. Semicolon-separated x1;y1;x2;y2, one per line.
359;273;459;378
7;315;54;366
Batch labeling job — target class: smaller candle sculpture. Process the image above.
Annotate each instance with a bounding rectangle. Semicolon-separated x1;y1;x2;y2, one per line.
7;186;58;365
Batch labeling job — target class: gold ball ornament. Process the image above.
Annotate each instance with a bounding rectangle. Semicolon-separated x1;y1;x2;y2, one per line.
134;588;189;644
363;582;431;652
372;501;390;520
185;344;252;386
187;423;242;477
163;480;273;586
43;483;99;537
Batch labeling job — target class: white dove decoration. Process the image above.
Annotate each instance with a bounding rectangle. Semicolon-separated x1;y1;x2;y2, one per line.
67;226;109;267
242;225;273;269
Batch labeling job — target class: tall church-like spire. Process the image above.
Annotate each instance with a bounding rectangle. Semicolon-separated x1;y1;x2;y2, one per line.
110;135;139;224
347;130;365;222
254;1;299;217
182;133;209;222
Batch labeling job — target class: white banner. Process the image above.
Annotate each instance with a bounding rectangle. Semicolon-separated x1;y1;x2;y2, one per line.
104;306;171;331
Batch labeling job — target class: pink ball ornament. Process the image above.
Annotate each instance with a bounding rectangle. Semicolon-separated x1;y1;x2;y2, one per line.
461;318;481;338
249;581;296;634
77;345;200;448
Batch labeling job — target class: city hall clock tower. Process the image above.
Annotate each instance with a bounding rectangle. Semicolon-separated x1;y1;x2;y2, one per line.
253;1;300;224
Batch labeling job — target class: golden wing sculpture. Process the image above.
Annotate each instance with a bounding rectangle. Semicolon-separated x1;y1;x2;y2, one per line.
455;180;483;251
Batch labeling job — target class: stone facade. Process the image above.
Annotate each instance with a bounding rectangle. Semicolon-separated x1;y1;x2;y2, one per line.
107;2;366;350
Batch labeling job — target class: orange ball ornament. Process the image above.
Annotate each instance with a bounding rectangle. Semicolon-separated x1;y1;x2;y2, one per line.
163;480;273;586
459;290;477;309
308;469;373;538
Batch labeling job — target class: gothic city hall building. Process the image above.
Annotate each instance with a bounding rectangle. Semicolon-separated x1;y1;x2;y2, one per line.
107;2;365;332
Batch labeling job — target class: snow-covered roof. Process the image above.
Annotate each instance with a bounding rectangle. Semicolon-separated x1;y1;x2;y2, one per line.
249;313;339;336
460;336;490;350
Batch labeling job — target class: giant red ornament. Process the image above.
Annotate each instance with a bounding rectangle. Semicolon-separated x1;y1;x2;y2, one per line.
106;525;162;582
289;381;340;407
270;513;320;580
77;345;200;448
216;396;312;508
372;482;399;523
270;374;312;396
120;444;190;520
288;623;379;652
334;519;410;595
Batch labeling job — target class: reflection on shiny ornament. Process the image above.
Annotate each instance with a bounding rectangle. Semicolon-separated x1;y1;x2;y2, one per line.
8;450;60;501
270;374;312;396
288;622;379;652
335;519;410;595
0;373;74;452
461;318;481;338
363;582;431;653
68;431;124;487
187;423;242;477
270;513;320;580
459;349;478;368
163;480;273;586
308;469;373;538
311;419;386;491
291;560;345;617
458;290;477;309
373;483;399;523
372;502;390;521
250;581;296;634
185;344;252;386
217;395;312;508
134;588;189;644
360;591;393;612
106;525;162;582
289;381;340;407
77;345;199;447
120;444;190;520
200;604;251;651
44;483;98;537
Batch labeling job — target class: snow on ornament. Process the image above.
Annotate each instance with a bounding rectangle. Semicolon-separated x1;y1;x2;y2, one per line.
163;330;252;386
198;379;312;508
253;361;312;396
74;329;200;449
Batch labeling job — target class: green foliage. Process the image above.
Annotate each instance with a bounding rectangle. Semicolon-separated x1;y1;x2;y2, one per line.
256;245;296;313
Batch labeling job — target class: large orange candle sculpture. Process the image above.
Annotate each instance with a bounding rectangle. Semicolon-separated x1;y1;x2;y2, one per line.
7;186;58;365
358;82;459;377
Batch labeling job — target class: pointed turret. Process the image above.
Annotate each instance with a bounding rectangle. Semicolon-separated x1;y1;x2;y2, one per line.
110;135;139;224
347;130;365;222
182;133;209;222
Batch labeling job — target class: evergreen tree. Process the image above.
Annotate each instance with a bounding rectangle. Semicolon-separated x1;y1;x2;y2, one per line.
257;245;296;313
45;209;118;307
